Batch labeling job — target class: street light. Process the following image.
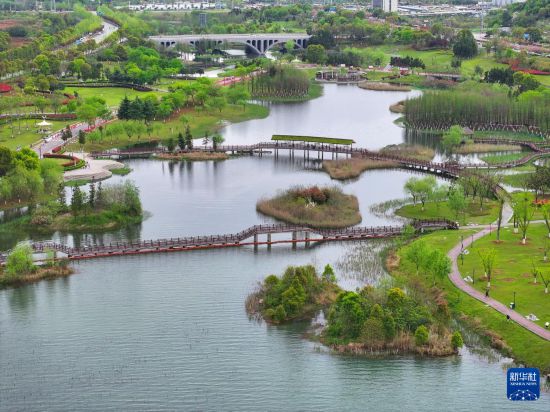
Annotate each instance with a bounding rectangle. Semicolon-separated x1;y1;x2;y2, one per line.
513;291;516;308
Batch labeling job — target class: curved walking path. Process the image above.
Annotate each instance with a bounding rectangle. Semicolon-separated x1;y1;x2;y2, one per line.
448;225;550;341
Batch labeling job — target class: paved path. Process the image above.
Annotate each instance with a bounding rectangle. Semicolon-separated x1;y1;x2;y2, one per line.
448;218;550;341
63;152;124;181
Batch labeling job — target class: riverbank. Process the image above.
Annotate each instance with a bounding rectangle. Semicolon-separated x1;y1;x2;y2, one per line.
256;186;361;228
391;229;550;373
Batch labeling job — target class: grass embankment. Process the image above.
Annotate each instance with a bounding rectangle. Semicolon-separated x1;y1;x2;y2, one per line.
380;144;435;161
455;143;523;154
473;130;544;143
256;186;361;229
246;265;341;324
322;158;398;180
0;264;74;289
501;172;531;188
157;152;229;161
461;223;550;330
69;103;269;152
358;81;411;92
481;152;528;165
393;230;550;373
396;199;500;225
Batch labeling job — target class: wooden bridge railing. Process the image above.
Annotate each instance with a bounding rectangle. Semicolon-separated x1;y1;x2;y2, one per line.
9;219;457;261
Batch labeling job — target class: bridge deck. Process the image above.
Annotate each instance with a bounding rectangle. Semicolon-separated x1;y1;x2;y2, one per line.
5;220;456;262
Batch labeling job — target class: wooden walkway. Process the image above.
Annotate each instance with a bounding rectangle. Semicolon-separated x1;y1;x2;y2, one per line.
91;138;550;172
4;220;457;262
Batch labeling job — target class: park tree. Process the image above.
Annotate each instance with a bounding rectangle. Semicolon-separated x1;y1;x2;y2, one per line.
512;197;535;244
478;248;497;289
448;186;467;222
405;240;429;274
177;132;185;151
305;44;327;64
166;138;176;152
322;264;336;283
185;125;193;150
427;249;451;286
70;186;85;216
78;130;86;149
0;146;13;176
542;204;550;239
453;29;477;59
441;125;463;154
539;271;550;294
404;176;436;211
496;198;504;241
118;96;131;120
212;134;225;150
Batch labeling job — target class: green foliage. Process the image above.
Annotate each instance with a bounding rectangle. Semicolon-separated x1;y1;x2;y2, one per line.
257;265;336;323
451;331;464;350
322;264;336;283
5;243;35;279
305;44;327;64
250;64;310;100
327;286;433;344
453;29;477;59
414;325;429;346
441;125;464;152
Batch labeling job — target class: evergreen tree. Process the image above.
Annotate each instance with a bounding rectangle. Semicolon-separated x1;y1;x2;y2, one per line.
453;29;477;59
177;132;185;151
78;130;86;148
96;181;104;208
70;186;85;216
57;182;66;208
89;182;96;208
202;132;209;148
185;125;193;149
118;96;131;120
128;97;143;120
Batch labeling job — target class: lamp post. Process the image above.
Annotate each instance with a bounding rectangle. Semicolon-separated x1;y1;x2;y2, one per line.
513;291;516;308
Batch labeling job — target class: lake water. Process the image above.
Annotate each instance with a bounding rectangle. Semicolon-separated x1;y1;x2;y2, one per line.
1;84;548;410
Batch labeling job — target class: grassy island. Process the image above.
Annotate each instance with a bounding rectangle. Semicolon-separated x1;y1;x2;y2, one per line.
256;186;361;228
380;144;435;162
0;244;74;289
29;181;143;232
246;264;341;323
323;158;398;180
358;81;412;92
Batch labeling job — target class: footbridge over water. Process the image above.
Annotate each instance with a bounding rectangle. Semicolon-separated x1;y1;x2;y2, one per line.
1;220;457;263
149;33;311;55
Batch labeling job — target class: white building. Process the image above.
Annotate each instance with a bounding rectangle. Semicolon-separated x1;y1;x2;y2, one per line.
373;0;398;13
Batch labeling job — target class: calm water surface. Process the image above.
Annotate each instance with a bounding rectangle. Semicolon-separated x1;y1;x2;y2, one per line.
1;85;548;410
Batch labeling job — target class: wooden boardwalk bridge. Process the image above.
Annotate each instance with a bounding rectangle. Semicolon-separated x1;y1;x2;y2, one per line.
3;220;457;263
91;137;550;174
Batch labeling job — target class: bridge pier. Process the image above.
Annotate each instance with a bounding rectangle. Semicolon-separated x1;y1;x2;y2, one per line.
305;232;310;248
267;233;272;249
254;234;258;250
292;231;297;249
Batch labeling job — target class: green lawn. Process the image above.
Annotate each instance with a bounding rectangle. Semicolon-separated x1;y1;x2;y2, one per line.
473;130;545;142
69;87;164;107
460;223;550;332
396;229;550;372
459;55;508;78
533;74;550;87
501;172;531;188
396;199;500;225
481;152;527;165
68;103;269;152
365;45;456;73
0;120;69;150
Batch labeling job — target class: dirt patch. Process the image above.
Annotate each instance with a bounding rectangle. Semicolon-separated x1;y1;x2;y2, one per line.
500;278;516;282
0;19;19;29
389;100;405;113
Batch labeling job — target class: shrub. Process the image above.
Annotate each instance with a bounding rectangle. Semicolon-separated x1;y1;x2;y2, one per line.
5;244;35;278
415;325;429;346
451;331;464;350
274;305;287;322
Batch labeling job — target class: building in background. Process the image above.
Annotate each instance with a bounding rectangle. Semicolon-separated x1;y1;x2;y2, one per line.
373;0;398;13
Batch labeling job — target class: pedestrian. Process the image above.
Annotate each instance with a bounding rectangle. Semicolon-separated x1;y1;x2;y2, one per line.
506;314;510;321
485;289;489;298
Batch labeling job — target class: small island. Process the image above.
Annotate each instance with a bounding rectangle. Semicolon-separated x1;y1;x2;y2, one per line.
0;244;74;289
30;181;144;232
246;264;341;323
323;158;398;180
247;265;464;357
256;186;361;228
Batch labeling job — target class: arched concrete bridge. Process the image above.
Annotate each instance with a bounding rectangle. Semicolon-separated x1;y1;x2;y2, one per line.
149;33;311;55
